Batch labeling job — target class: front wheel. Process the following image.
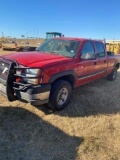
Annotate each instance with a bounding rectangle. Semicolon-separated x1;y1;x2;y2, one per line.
47;80;72;111
107;68;117;81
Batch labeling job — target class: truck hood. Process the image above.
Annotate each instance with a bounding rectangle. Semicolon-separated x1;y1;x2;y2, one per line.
3;51;72;67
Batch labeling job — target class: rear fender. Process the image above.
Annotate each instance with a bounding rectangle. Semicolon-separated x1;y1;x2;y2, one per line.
114;62;120;70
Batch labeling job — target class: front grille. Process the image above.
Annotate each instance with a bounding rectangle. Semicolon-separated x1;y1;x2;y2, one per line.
0;61;10;80
0;57;18;101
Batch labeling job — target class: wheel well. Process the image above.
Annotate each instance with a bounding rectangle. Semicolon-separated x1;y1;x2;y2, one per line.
115;63;119;70
53;75;75;88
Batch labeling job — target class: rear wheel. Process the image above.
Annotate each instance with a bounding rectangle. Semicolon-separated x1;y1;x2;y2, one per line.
107;68;117;81
47;80;72;111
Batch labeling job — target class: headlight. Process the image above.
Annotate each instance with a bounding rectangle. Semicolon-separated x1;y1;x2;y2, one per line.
23;68;41;84
24;68;40;75
16;66;43;84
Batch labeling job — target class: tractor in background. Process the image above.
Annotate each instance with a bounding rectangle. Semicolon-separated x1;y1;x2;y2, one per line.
46;32;64;40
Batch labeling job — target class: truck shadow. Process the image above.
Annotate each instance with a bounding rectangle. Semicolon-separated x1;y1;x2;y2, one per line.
0;106;83;160
40;71;120;117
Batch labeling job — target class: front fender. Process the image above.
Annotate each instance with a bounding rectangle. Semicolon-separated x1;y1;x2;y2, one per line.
49;70;75;83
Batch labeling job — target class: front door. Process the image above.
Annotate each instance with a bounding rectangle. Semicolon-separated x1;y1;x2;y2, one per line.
76;41;97;86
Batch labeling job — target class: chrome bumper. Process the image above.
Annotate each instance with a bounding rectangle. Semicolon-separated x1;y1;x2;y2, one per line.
14;84;51;105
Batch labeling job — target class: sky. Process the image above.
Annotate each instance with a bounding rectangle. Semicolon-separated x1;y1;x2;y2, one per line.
0;0;120;39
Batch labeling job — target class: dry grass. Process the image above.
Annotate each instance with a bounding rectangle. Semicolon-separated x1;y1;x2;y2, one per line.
0;38;44;49
0;50;120;160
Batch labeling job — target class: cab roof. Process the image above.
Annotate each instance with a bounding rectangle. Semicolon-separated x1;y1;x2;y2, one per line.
53;37;104;43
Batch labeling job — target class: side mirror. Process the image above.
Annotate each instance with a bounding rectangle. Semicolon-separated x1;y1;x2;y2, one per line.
81;53;97;60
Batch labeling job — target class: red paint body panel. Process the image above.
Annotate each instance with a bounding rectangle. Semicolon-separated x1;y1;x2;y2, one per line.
3;51;72;67
1;37;120;88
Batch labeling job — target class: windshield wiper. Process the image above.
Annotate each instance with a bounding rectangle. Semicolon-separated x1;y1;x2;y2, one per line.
49;51;60;55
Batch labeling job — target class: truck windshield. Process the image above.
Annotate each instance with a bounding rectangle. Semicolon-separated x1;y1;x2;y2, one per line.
36;39;80;58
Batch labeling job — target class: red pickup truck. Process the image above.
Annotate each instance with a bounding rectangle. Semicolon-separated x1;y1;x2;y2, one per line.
0;37;120;110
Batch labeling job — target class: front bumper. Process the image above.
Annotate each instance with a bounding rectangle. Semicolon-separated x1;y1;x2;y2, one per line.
0;57;51;106
0;82;51;105
14;84;51;105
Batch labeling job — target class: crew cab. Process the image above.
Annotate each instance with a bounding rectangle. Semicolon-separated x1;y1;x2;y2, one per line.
0;37;120;110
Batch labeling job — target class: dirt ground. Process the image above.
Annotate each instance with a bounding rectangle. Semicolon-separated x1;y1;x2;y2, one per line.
0;49;120;160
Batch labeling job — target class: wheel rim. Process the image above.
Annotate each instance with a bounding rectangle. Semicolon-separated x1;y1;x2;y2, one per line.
57;88;68;105
113;69;117;79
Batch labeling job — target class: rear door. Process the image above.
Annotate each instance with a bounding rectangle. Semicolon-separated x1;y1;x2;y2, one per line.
94;41;107;77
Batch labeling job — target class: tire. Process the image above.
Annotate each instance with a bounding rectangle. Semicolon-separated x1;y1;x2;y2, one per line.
47;80;72;111
107;68;117;81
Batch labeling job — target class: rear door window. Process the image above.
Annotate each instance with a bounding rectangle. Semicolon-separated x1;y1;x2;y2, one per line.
95;42;105;57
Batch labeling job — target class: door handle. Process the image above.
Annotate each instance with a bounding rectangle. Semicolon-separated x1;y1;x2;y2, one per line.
94;61;97;65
